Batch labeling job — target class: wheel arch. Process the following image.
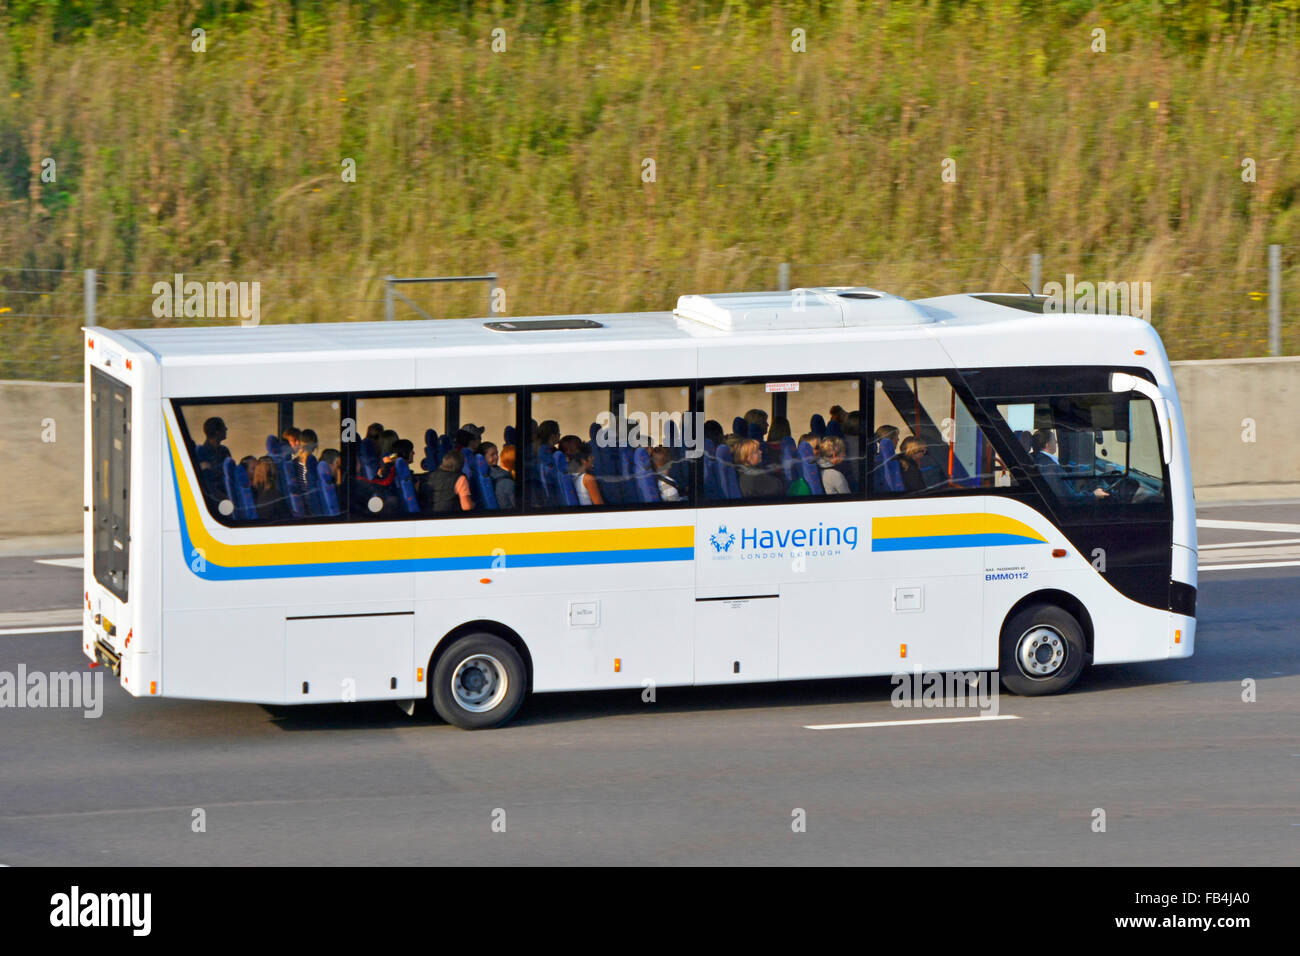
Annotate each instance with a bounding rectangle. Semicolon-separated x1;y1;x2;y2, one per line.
1002;589;1094;660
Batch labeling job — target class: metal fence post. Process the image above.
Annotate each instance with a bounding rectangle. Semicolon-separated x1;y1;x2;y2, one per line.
84;268;96;326
1269;244;1281;356
778;262;790;293
384;275;394;322
1030;253;1042;296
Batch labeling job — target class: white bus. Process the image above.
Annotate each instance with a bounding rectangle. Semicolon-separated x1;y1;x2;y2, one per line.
83;287;1196;728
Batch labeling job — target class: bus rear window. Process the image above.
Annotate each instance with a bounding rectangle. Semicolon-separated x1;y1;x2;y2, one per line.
91;367;131;600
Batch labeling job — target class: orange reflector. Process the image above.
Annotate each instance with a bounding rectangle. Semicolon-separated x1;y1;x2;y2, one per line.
900;643;907;658
150;681;157;694
87;338;94;349
417;667;424;682
1134;349;1146;355
1052;548;1067;558
1174;629;1181;644
123;677;128;684
125;358;132;370
479;578;491;584
614;657;621;672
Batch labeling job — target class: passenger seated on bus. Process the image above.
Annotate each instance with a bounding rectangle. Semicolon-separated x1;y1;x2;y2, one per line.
294;428;319;488
422;448;474;513
651;446;682;502
829;405;847;427
375;428;399;461
874;424;900;445
572;444;604;505
798;432;820;456
251;457;290;521
320;448;342;486
538;420;561;454
703;419;725;448
239;455;258;483
500;444;517;479
558;434;583;469
896;436;929;493
480;442;516;509
281;426;303;457
456;425;482;454
743;408;769;440
1015;429;1033;454
1031;429;1109;499
735;439;784;498
195;417;233;504
817;436;851;494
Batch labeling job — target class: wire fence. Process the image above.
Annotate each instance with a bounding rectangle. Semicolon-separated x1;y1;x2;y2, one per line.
0;248;1292;382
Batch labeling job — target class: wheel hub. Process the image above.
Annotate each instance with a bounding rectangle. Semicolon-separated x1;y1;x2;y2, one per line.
451;654;508;713
1016;626;1066;678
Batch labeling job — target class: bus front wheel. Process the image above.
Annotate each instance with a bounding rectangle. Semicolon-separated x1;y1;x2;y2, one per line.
431;633;527;730
999;603;1086;696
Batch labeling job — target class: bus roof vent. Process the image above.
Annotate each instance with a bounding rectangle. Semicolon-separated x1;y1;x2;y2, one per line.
673;287;934;331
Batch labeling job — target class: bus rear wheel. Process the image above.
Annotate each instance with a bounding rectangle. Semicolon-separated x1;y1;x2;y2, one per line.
999;603;1086;696
431;633;527;730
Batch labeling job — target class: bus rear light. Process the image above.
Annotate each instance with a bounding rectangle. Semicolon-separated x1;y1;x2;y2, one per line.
1052;548;1067;557
900;644;907;658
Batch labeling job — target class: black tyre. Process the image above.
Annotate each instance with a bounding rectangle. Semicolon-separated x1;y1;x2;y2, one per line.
998;603;1086;696
430;633;527;729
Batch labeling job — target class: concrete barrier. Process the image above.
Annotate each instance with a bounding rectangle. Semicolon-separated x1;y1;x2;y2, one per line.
0;380;82;537
1172;357;1300;502
1;359;1295;537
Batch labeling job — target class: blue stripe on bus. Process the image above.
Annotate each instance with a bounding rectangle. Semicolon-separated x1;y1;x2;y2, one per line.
872;532;1043;551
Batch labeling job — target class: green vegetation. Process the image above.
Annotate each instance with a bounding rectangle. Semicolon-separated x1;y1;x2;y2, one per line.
1;1;1298;379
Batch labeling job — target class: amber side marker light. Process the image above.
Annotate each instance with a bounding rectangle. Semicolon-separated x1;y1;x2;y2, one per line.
1175;630;1182;644
416;667;424;682
1134;349;1146;355
150;681;157;694
900;643;907;659
479;578;491;584
614;658;621;673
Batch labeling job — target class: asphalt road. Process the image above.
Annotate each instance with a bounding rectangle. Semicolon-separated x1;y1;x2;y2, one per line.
0;501;1296;865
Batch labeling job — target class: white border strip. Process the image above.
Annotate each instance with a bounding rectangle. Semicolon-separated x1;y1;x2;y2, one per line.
1199;560;1300;572
805;714;1020;731
0;626;81;637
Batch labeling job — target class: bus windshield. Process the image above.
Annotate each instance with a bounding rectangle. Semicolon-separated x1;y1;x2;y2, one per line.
994;393;1168;517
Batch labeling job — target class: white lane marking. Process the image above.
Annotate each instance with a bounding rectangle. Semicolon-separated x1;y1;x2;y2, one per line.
34;557;82;569
1199;538;1300;550
1197;519;1300;533
0;609;82;628
805;715;1020;731
0;626;81;636
1198;560;1300;572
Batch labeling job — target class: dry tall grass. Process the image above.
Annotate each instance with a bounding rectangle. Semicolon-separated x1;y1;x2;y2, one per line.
1;1;1297;379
